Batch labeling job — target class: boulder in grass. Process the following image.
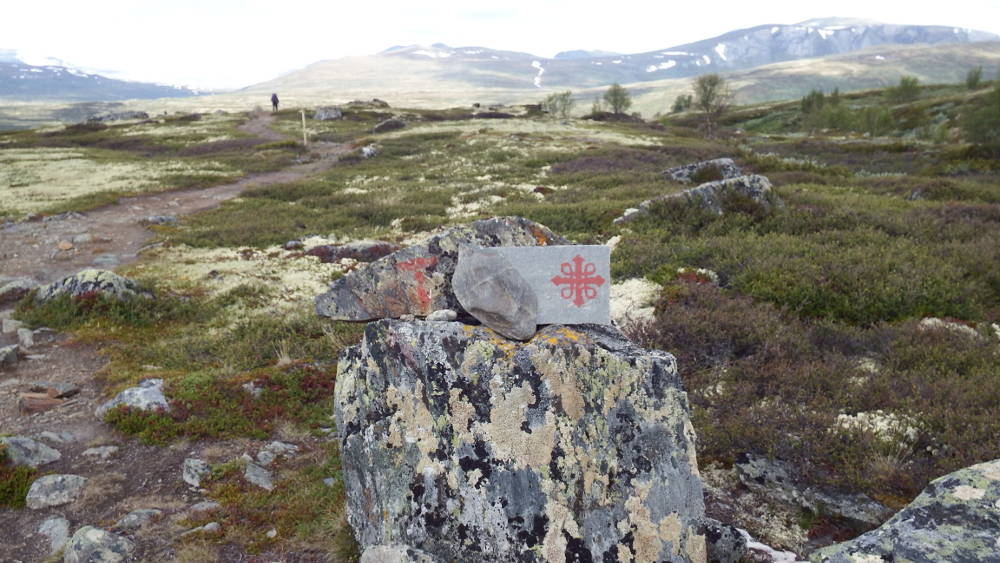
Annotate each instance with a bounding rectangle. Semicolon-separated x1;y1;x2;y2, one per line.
614;174;779;224
314;106;343;120
315;217;568;321
34;269;151;304
0;436;61;468
63;526;134;563
95;378;169;420
336;319;706;562
663;158;743;183
372;118;406;133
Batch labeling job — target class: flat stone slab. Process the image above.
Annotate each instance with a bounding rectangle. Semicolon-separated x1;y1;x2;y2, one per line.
494;245;610;325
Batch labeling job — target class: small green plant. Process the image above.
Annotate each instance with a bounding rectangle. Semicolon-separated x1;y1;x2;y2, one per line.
887;76;921;102
966;66;983;90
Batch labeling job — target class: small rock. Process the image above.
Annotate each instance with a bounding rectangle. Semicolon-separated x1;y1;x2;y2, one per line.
361;144;380;158
72;233;93;244
57;241;74;251
181;522;221;537
425;309;457;322
82;445;119;460
26;474;88;509
0;436;62;468
140;215;177;226
182;458;211;488
257;441;299;466
17;327;33;348
0;344;18;369
38;516;71;555
95;378;170;419
282;240;304;250
241;382;263;397
29;381;80;399
189;500;221;514
43;211;85;222
314;107;343;121
113;508;162;530
2;318;24;333
18;393;65;414
323;477;336;487
372;118;406;134
266;528;277;538
91;254;119;268
37;430;75;443
63;526;135;563
452;246;538;340
244;462;274;491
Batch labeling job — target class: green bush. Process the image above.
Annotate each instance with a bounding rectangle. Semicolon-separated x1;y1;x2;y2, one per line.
887;76;921;102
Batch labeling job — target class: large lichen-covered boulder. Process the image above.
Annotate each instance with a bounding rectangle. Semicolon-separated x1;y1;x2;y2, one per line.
315;217;568;321
614;175;779;224
810;459;1000;562
663;158;743;183
34;269;150;304
336;319;706;562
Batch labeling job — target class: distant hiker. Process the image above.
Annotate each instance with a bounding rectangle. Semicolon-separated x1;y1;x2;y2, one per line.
271;93;279;112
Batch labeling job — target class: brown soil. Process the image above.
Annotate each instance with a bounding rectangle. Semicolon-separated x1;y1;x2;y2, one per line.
0;112;349;562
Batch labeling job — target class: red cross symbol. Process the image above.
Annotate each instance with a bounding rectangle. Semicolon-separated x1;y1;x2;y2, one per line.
397;256;438;309
551;255;606;307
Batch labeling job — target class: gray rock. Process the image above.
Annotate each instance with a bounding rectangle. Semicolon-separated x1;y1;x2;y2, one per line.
43;211;85;222
88;111;149;122
17;327;34;348
361;544;438;563
91;254;120;268
2;318;24;333
336;320;706;561
189;500;221;514
72;233;93;244
113;508;162;530
242;382;263;397
257;441;299;466
425;309;457;322
810;459;1000;563
30;382;80;399
699;518;748;563
140;214;177;226
283;239;304;250
244;462;274;491
614;174;780;224
82;445;119;460
452;246;538;340
372;118;406;133
37;430;76;443
182;458;211;488
26;474;88;509
63;526;134;563
361;144;380;159
0;344;18;369
181;521;221;537
39;515;71;554
0;436;62;468
314;106;343;120
95;378;169;419
0;277;36;303
323;477;336;487
35;269;151;304
663;157;743;183
315;217;568;321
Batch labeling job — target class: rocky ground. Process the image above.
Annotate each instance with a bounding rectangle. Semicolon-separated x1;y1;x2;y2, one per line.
0;113;351;562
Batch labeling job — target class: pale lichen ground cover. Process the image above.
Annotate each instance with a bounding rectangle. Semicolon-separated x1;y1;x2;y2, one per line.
0;148;238;214
377;118;664;147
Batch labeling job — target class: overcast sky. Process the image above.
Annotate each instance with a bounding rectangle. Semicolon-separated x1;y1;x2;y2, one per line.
6;0;999;89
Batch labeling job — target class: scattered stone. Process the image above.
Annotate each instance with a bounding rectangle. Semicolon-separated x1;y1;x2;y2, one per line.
91;254;120;268
282;240;304;250
37;430;75;443
140;215;178;226
88;111;150;122
189;500;221;515
452;246;538;340
181;522;221;537
35;269;151;304
182;458;211;488
336;320;706;561
17;327;33;348
315;217;568;321
244;462;274;491
82;445;119;460
0;436;61;468
323;477;336;487
314;106;343;120
372;118;406;134
113;508;162;530
26;474;88;509
304;240;402;264
63;526;134;563
29;381;80;399
2;318;24;333
810;459;1000;562
72;233;93;244
700;518;749;563
0;277;36;304
257;441;299;466
361;144;380;158
614;174;780;224
95;378;170;419
57;241;75;251
18;393;66;414
663;157;743;183
38;516;71;555
42;211;85;222
241;381;263;398
360;545;438;563
0;344;18;369
266;528;278;539
425;309;457;322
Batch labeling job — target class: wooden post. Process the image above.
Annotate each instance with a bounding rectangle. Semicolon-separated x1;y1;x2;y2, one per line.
301;109;308;146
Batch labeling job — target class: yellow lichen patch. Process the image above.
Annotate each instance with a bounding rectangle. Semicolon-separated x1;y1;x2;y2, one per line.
979;459;1000;480
386;383;442;475
474;381;556;470
541;500;581;563
951;485;986;501
0;148;236;213
531;348;585;420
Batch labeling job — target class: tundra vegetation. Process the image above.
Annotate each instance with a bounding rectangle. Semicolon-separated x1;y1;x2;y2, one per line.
3;76;1000;558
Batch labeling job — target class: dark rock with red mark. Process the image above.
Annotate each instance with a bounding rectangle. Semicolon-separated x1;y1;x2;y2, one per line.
314;217;569;321
305;240;403;264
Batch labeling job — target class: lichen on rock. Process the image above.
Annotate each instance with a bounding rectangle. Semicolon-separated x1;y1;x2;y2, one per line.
335;319;706;562
34;269;151;304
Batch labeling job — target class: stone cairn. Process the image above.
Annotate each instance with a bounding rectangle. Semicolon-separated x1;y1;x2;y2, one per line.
316;217;708;562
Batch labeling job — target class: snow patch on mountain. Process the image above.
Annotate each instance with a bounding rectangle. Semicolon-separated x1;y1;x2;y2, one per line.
714;43;728;61
645;60;677;72
531;60;544;88
413;49;452;59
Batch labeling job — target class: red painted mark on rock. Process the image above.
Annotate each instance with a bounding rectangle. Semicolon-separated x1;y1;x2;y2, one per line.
551;255;605;307
397;256;438;309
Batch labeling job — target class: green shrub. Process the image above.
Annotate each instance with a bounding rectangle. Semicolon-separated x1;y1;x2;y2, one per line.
966;66;983;90
887;76;921;102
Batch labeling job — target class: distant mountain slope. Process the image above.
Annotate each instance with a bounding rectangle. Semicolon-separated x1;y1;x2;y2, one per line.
0;59;202;101
247;20;998;95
